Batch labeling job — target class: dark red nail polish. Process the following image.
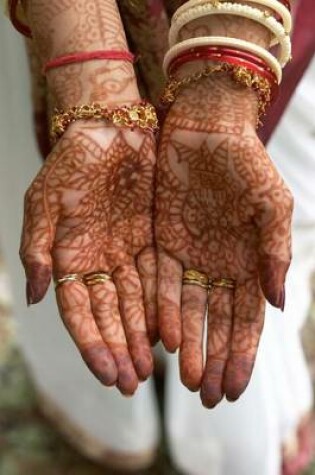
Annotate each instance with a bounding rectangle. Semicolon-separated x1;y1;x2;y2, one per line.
26;281;34;306
258;254;290;310
280;287;286;312
226;395;240;403
26;263;51;305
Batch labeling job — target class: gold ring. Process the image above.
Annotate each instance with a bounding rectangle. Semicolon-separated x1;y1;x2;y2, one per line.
210;278;236;290
83;272;112;287
55;274;83;289
183;269;209;290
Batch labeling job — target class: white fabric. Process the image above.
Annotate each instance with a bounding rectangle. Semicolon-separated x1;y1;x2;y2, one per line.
0;11;314;475
167;225;315;475
268;59;315;226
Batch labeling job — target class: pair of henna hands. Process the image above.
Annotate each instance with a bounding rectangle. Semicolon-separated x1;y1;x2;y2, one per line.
19;75;293;408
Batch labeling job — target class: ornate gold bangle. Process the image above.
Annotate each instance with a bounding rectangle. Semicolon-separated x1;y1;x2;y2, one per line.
160;63;273;124
50;101;159;143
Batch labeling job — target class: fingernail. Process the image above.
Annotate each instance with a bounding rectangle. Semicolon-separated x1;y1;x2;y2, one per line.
26;281;34;306
26;263;51;305
82;346;117;387
280;287;286;312
123;393;134;398
274;286;286;311
223;355;254;401
259;255;289;309
226;395;240;403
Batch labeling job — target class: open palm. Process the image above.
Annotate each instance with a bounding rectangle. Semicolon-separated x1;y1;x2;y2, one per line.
20;123;157;395
156;78;293;407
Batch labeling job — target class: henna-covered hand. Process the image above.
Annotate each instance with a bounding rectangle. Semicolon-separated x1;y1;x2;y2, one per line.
20;123;158;395
155;75;293;408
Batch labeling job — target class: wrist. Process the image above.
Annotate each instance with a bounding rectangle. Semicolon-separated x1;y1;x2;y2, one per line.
47;60;141;109
172;73;259;130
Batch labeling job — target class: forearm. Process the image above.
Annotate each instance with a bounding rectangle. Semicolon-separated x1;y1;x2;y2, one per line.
25;0;140;108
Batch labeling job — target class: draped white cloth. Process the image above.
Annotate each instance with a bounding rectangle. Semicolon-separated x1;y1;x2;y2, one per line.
0;14;314;475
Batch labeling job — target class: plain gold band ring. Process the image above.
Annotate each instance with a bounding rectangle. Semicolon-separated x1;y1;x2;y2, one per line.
183;269;209;289
83;272;112;287
55;274;83;289
210;278;236;290
55;271;112;289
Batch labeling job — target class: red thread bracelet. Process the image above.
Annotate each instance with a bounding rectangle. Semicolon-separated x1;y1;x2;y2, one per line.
42;50;135;75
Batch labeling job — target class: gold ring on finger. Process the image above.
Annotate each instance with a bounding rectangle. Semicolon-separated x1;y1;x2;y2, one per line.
55;274;83;289
83;272;112;287
210;278;236;290
183;269;209;290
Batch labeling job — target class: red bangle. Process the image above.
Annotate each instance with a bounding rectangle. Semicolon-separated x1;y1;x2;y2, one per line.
168;46;273;75
213;55;278;96
42;50;135;75
9;0;32;37
168;49;278;100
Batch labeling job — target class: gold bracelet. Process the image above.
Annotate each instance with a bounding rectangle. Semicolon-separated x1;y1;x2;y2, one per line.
50;101;159;143
160;63;274;124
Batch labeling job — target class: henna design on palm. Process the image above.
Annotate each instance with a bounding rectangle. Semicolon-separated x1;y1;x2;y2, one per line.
155;77;293;407
20;124;158;394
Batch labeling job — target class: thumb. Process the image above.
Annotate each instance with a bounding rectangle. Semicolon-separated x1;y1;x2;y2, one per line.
20;181;55;305
255;184;293;310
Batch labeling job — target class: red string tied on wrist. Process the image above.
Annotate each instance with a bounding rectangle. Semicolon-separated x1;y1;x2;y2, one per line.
42;50;136;75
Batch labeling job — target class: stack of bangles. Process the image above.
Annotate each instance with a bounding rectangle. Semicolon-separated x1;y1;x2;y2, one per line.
161;0;292;124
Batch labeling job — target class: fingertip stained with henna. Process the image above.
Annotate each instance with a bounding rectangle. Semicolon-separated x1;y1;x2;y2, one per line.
25;263;51;305
81;345;118;387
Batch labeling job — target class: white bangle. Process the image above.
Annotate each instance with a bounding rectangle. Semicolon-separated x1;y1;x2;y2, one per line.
163;36;283;83
169;2;291;67
173;0;292;35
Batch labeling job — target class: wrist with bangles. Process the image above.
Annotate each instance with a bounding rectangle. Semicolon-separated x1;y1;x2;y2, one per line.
169;1;292;65
160;0;292;125
43;49;158;142
161;63;273;125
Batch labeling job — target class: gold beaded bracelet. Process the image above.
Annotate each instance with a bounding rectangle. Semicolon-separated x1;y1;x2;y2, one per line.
160;63;274;124
50;101;159;143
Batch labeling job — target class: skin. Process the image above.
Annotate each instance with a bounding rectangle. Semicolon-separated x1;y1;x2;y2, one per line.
156;74;293;408
20;122;158;394
155;7;293;407
20;0;294;407
25;0;140;108
20;0;158;395
25;39;51;158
